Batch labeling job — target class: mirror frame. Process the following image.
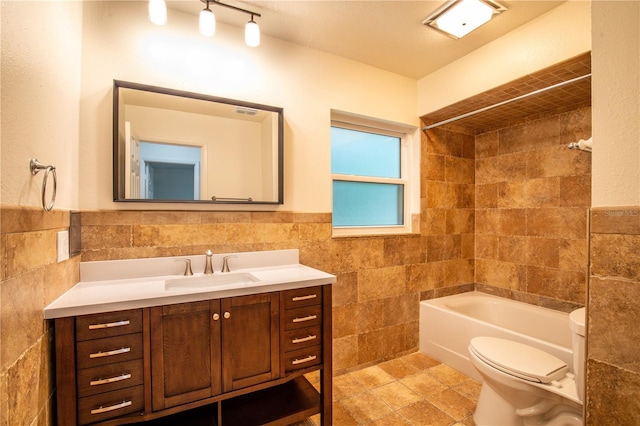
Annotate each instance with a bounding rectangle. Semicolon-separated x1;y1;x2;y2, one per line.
113;80;284;204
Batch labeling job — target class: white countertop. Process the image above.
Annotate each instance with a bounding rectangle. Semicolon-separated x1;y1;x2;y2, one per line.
44;250;336;319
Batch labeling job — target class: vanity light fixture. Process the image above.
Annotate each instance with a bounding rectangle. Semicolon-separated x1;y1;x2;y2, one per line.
422;0;507;39
148;0;167;25
148;0;261;47
199;1;216;37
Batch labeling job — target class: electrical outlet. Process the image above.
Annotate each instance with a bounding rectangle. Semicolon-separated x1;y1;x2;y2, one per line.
57;230;70;263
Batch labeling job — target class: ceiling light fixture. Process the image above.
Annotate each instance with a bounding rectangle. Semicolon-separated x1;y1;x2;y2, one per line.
148;0;261;47
423;0;507;39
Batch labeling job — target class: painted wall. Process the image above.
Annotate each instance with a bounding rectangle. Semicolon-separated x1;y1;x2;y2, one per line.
417;1;591;116
78;1;418;213
1;1;83;209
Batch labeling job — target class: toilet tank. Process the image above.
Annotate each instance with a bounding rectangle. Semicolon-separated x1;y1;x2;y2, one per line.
570;307;586;402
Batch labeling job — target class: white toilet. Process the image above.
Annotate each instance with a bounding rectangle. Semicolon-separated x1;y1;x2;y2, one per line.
469;307;586;426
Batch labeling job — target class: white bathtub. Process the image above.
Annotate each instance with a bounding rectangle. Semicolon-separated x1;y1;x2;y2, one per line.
419;291;573;381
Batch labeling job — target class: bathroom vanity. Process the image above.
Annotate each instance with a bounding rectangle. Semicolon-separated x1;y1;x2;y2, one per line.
45;250;335;426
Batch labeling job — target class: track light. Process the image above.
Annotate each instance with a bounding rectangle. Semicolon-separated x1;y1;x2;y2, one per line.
148;0;261;47
148;0;167;25
245;15;260;47
199;1;216;37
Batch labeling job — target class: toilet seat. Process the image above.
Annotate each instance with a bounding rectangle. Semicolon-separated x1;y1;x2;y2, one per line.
469;337;569;384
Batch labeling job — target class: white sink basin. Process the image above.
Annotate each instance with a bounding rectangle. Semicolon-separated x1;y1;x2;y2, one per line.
165;272;260;290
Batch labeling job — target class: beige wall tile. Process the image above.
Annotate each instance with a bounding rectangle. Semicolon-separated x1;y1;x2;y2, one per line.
0;269;45;371
591;233;640;282
586;359;640;425
589;276;640;372
358;266;406;302
4;231;56;279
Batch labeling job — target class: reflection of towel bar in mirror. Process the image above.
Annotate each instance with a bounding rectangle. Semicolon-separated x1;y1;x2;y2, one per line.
211;196;253;202
113;80;284;205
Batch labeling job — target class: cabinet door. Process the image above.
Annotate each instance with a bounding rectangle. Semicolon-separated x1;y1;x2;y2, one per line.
221;293;280;392
150;300;221;410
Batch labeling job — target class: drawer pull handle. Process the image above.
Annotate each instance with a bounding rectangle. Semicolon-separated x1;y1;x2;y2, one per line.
90;400;132;415
90;373;132;386
292;355;317;365
292;335;317;344
292;294;317;302
89;347;131;359
88;320;130;330
292;315;317;323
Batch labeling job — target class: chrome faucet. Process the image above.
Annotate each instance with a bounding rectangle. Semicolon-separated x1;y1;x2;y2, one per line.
204;250;214;275
221;255;237;273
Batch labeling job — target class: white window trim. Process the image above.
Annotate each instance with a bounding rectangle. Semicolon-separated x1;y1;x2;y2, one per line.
331;110;419;237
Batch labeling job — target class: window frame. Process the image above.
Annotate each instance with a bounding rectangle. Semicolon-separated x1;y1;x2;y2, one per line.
331;112;417;237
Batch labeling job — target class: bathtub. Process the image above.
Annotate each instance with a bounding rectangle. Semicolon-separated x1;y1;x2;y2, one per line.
419;291;573;381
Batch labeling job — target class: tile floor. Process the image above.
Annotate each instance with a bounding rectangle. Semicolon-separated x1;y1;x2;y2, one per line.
304;351;481;425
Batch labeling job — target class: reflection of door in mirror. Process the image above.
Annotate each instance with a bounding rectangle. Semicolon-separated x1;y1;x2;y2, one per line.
124;122;141;198
139;142;201;201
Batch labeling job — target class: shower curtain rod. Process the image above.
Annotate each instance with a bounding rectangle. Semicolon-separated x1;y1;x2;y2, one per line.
421;73;592;131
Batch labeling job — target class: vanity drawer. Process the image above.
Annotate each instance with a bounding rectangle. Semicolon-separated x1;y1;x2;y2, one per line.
76;333;143;369
283;326;321;353
284;345;322;373
283;286;322;309
284;305;322;331
77;385;144;425
77;359;144;397
76;309;143;341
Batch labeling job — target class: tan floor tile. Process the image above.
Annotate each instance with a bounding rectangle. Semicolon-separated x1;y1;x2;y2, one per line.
452;378;482;403
397;399;455;426
371;381;422;410
333;372;367;400
401;351;441;371
427;388;476;421
349;365;396;390
340;391;393;423
332;401;359;425
428;364;469;387
400;371;448;398
367;412;413;426
378;357;420;379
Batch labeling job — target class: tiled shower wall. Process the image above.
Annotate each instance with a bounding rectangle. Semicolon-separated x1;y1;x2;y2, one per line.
0;207;79;425
424;106;591;310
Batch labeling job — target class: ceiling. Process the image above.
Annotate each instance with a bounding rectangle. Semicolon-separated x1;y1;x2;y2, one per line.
168;0;565;80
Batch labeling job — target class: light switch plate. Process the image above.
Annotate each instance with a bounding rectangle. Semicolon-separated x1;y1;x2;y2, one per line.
57;230;70;263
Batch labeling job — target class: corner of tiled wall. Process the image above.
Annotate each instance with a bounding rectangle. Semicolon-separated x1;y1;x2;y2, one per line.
0;206;79;425
587;207;640;423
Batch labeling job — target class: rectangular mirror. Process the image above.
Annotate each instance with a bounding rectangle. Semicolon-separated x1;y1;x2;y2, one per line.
113;80;283;204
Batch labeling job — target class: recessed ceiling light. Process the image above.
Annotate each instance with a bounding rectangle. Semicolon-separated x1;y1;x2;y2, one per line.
423;0;507;39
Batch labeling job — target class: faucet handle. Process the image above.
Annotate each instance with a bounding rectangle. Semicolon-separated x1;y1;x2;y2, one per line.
177;258;193;276
204;250;214;275
221;255;238;273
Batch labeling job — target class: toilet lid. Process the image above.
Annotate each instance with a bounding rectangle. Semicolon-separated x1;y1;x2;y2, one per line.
470;336;569;384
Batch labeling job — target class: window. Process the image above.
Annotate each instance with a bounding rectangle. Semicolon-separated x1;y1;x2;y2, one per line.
331;111;418;236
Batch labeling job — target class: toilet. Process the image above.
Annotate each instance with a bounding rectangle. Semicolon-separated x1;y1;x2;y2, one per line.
469;307;586;426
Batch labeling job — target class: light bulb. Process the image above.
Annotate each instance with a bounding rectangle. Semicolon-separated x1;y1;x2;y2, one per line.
148;0;167;25
245;19;260;47
199;7;216;37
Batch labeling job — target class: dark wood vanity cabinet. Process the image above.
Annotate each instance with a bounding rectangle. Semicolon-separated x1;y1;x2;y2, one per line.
54;285;331;426
150;293;280;410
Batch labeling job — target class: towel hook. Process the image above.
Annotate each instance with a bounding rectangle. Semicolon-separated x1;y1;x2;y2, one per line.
30;158;57;212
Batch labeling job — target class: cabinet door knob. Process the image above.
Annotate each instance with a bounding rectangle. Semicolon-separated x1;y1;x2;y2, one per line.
213;313;220;321
224;312;231;319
